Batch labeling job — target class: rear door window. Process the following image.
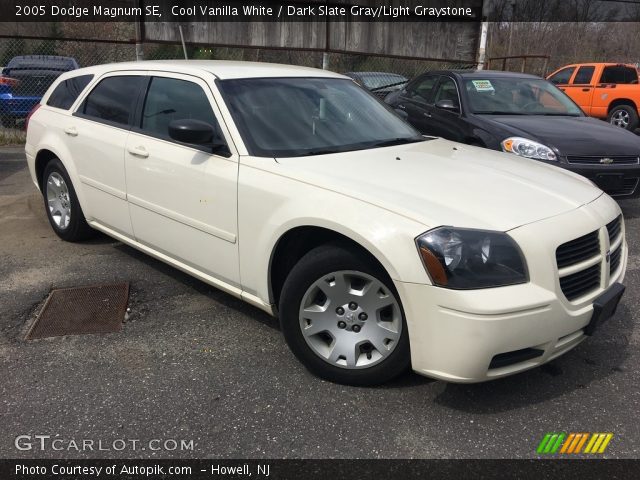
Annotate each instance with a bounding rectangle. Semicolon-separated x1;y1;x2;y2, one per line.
572;66;595;85
80;75;144;127
548;67;576;85
47;74;94;110
139;76;221;141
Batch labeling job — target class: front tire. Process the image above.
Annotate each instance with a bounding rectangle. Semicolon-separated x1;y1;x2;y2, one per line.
42;158;95;241
608;104;639;131
279;244;410;385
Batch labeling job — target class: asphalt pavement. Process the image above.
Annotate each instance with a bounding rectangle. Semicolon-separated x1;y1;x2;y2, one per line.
1;146;639;459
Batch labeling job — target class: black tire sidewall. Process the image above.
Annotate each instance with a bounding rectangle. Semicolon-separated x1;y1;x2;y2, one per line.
42;158;92;241
279;244;411;386
609;105;639;131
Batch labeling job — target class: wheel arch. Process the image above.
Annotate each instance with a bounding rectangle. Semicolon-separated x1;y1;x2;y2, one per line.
268;225;400;310
32;141;89;216
608;98;637;113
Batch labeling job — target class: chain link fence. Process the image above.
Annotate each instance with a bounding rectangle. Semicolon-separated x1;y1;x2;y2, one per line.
0;36;476;144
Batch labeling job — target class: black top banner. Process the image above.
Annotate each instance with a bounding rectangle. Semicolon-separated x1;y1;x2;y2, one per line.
5;0;640;22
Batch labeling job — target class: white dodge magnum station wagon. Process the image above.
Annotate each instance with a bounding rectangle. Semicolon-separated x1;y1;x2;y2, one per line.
25;61;627;385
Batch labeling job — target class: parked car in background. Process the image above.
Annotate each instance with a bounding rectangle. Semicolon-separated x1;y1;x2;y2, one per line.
547;63;640;131
25;61;627;385
344;71;408;99
386;70;640;199
0;55;79;127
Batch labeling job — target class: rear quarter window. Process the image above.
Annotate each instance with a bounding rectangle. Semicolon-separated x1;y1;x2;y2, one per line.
600;66;639;84
47;74;94;110
79;75;144;127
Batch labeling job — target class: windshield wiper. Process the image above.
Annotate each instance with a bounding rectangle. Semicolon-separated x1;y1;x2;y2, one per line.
299;149;344;156
369;137;425;148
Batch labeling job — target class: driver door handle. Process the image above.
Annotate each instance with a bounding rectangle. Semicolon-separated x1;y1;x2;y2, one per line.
423;111;432;118
64;127;78;137
397;104;406;109
127;146;149;158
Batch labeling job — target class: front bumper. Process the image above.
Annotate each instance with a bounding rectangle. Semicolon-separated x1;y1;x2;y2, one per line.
562;162;640;199
397;193;626;382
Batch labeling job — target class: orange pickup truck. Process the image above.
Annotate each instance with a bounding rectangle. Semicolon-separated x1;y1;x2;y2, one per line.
547;63;640;131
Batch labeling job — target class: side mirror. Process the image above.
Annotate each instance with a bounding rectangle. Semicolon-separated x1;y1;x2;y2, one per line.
435;99;460;113
169;119;214;144
168;119;229;155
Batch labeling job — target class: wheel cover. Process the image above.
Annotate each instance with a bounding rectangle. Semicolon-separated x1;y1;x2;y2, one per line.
46;172;71;230
299;270;403;369
611;109;630;128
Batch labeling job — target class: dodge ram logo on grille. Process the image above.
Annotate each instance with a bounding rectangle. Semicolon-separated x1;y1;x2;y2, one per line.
600;157;614;164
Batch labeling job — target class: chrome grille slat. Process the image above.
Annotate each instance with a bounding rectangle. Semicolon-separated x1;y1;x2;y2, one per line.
566;155;640;165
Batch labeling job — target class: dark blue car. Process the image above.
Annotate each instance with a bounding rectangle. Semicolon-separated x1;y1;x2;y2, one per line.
0;55;78;127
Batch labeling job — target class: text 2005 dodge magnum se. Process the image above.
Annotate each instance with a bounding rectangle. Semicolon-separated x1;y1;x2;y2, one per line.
25;61;627;385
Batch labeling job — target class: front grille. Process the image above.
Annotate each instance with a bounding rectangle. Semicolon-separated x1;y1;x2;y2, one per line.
610;246;622;275
566;155;640;165
556;230;600;269
607;178;639;197
606;215;622;243
559;264;601;301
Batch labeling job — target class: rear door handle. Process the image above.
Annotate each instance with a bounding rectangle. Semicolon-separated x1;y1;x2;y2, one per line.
397;104;406;109
423;111;432;118
63;127;78;137
582;88;591;92
127;146;149;158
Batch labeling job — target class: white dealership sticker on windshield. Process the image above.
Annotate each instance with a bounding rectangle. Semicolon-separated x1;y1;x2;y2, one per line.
472;80;495;92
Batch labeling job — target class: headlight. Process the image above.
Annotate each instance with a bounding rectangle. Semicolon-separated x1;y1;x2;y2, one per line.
501;137;557;161
416;227;528;289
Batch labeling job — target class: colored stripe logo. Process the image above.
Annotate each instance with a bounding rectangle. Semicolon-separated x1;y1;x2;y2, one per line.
537;433;613;454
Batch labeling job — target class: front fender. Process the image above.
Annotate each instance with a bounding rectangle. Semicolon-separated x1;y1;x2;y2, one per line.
237;158;433;304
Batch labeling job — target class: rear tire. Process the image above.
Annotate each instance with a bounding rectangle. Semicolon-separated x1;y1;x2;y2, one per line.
608;104;639;131
42;158;95;242
279;244;410;386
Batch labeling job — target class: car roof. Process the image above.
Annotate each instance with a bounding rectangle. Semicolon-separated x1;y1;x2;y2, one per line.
426;69;542;80
63;60;347;80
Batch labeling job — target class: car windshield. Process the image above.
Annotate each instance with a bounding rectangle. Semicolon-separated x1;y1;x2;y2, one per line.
464;77;583;116
218;77;424;157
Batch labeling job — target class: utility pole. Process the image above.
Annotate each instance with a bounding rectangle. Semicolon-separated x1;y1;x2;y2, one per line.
134;0;144;61
476;0;490;70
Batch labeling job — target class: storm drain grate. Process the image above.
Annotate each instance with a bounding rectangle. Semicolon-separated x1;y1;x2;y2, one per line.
26;283;129;340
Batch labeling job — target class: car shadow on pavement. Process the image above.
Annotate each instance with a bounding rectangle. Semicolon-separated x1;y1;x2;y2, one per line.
619;199;640;219
432;302;634;413
112;243;280;332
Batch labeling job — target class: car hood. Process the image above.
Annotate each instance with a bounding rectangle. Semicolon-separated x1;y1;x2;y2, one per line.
481;115;640;156
275;138;603;231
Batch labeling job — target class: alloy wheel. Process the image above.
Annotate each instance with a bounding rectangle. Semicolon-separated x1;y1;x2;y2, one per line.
298;270;402;369
46;172;72;230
